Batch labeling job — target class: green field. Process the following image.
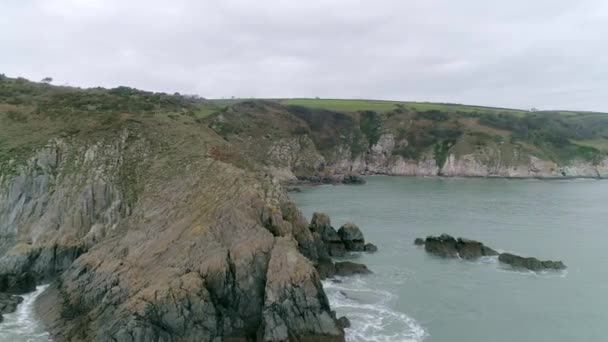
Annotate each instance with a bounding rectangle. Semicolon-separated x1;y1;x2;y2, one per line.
279;98;529;116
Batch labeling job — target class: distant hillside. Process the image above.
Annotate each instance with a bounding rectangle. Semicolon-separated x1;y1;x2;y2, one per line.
2;74;608;179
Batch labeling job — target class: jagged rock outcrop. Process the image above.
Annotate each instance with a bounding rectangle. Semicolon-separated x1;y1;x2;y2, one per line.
309;214;377;258
309;213;346;257
499;253;566;271
423;234;497;259
261;238;344;341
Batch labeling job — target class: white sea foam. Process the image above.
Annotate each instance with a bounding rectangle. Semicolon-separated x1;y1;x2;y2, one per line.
0;285;51;342
323;277;427;342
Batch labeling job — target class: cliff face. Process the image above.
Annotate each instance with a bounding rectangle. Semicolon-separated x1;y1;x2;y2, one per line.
0;118;345;341
336;133;608;178
207;102;608;181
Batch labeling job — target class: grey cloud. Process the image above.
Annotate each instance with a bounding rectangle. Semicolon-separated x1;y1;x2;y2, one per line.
1;0;607;111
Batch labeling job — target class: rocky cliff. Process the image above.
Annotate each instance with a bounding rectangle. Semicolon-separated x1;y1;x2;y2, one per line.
0;115;345;341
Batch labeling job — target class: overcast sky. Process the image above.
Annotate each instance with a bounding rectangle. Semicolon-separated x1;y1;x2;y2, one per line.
2;0;607;111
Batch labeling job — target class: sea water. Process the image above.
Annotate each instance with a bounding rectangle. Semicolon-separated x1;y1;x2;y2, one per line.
291;176;608;342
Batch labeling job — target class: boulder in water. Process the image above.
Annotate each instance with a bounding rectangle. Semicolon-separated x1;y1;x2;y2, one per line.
338;223;365;251
414;238;425;246
334;262;371;277
498;253;566;271
424;234;497;259
424;234;459;258
337;316;351;328
363;243;378;253
456;238;498;259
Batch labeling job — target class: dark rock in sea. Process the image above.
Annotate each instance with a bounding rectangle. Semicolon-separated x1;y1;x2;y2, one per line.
0;292;24;315
338;223;365;251
424;234;459;258
334;262;372;277
310;212;346;257
363;243;378;253
424;234;497;259
341;174;366;185
414;238;425;246
456;238;498;259
338;316;351;329
286;186;302;193
499;253;566;271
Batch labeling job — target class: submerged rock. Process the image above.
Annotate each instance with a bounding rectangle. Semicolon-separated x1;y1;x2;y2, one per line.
414;238;425;246
363;243;378;253
498;253;566;271
424;234;497;259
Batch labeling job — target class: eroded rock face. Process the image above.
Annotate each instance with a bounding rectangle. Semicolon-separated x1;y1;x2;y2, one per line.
499;253;566;271
261;238;343;341
423;235;497;259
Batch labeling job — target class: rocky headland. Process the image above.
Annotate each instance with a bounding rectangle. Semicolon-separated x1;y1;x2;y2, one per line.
0;76;599;340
